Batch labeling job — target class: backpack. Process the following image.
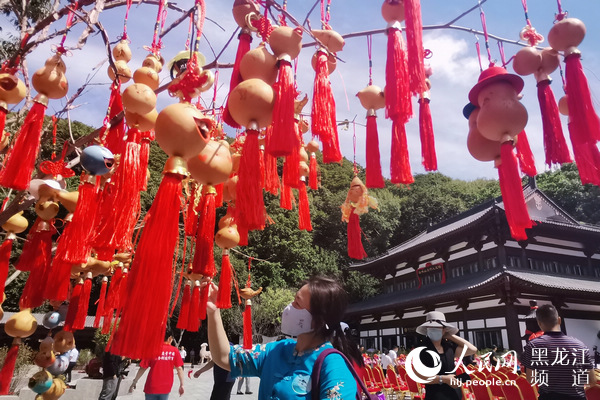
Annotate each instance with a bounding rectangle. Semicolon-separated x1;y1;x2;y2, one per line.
311;348;379;400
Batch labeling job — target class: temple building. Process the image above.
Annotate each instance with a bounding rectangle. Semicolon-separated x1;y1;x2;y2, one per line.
346;181;600;354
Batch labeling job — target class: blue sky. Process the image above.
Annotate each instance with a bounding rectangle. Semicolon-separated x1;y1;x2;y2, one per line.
2;0;599;181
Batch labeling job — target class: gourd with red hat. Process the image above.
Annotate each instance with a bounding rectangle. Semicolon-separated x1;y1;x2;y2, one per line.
341;176;379;260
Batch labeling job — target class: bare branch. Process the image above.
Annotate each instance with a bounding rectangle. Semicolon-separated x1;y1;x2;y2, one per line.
160;5;195;39
445;0;487;26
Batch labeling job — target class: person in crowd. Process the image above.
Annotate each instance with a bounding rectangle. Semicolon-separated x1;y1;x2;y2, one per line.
489;344;499;367
416;311;477;400
179;346;187;369
194;360;236;400
97;351;122;400
129;328;185;399
205;275;358;399
341;323;366;392
521;304;598;400
65;346;79;383
388;345;398;364
189;348;196;367
381;348;393;376
236;376;252;395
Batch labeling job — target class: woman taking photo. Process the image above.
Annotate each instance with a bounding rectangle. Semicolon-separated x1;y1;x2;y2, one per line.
205;276;358;399
415;311;477;400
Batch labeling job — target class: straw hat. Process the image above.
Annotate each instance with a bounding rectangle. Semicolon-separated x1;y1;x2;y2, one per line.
416;311;459;336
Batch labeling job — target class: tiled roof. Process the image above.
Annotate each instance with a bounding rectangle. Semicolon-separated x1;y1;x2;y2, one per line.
506;270;600;293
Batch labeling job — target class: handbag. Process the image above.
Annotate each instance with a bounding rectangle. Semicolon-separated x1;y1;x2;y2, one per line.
311;348;379;400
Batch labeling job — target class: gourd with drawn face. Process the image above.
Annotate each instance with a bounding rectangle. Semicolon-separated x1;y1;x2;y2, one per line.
32;54;69;99
187;140;233;186
476;82;528;143
53;330;75;353
0;73;26;107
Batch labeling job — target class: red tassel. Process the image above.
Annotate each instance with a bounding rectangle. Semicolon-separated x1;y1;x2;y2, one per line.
365;113;385;188
236;129;265;231
0;237;14;295
298;179;312;231
259;145;266;189
215;183;224;207
176;281;192;330
264;151;280;195
139;130;154;192
15;219;52;272
347;209;367;260
418;96;438;171
198;284;209;321
403;0;428;96
184;186;199;238
243;299;253;350
18;222;54;309
515;130;537;177
60;176;100;264
92;129;142;254
93;277;108;328
237;222;249;247
390;120;414;184
280;179;293;210
311;51;342;164
0;100;46;191
268;58;298;157
0;339;19;394
565;53;600;143
223;32;252;129
64;280;83;332
192;187;216;276
497;142;532;241
72;273;92;331
111;169;184;360
103;267;123;311
216;250;233;309
283;146;300;190
103;84;126;155
385;25;412;123
308;153;319;190
0;110;6;139
186;282;201;332
101;309;113;334
537;79;571;166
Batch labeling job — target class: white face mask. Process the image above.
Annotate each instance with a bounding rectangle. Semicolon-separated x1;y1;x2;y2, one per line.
427;327;443;342
281;303;313;337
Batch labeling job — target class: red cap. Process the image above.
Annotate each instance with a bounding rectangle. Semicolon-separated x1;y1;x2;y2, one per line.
468;66;524;105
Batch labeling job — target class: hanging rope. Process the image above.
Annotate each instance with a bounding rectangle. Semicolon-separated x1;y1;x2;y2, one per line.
56;1;79;54
519;0;544;46
149;0;168;56
352;121;358;176
478;0;492;66
475;37;483;72
121;0;133;40
367;34;373;86
320;0;332;30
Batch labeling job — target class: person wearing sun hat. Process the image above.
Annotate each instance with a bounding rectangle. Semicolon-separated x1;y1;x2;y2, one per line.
416;311;477;400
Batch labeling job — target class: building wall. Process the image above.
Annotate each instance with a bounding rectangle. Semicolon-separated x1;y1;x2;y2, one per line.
564;317;600;351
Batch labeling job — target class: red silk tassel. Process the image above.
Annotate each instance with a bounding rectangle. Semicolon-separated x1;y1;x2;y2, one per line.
215;183;224;207
259;146;266;189
243;300;253;350
104;267;123;312
419;96;437;171
15;219;51;272
18;222;54;309
64;280;83;332
93;278;108;328
0;100;46;191
0;111;6;139
390;120;414;184
0;237;14;295
308;153;319;190
60;176;100;264
236;129;265;231
280;179;293;210
223;32;252;128
176;282;191;330
565;54;600;142
403;0;428;95
72;274;92;331
139;130;154;192
385;25;412;124
0;339;19;395
192;188;216;276
497;142;532;241
101;310;113;334
198;284;209;321
515;130;537;177
238;223;249;247
347;209;367;260
186;282;201;332
264;151;280;195
216;250;233;309
298;179;312;231
283;146;300;189
268;58;297;157
365;113;385;188
93;129;142;254
184;188;199;238
311;51;342;164
103;84;126;155
537;79;571;166
111;171;184;360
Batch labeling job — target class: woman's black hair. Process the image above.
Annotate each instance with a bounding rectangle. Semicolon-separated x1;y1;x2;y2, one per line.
306;276;361;365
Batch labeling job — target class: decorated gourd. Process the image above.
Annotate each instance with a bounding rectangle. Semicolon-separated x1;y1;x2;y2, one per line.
548;17;586;53
227;78;275;129
512;47;542;76
215;225;240;250
154;102;214;159
133;66;160;90
239;44;278;85
381;0;405;23
112;40;132;62
0;73;26;106
232;0;260;28
53;330;75;353
122;83;157;115
107;60;132;83
310;52;337;74
28;370;53;394
5;308;38;337
306;140;319;153
31;54;69;99
81;145;115;176
187;140;233;185
467;108;502;162
311;29;345;53
269;26;303;59
125;109;158;131
1;211;28;234
356;85;386;110
35;200;60;221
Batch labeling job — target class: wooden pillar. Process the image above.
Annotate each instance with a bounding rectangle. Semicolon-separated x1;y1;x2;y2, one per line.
505;301;522;353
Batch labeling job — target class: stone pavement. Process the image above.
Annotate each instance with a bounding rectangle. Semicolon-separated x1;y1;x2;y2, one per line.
116;363;260;400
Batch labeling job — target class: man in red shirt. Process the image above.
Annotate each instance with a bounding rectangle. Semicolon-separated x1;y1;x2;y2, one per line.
129;329;185;399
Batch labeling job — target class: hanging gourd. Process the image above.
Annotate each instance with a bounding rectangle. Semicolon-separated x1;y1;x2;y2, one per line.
341;176;378;260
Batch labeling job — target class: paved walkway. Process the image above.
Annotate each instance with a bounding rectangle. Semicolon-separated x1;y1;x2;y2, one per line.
115;363;260;400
